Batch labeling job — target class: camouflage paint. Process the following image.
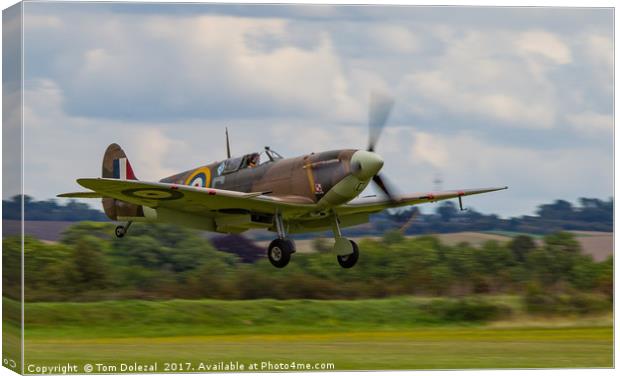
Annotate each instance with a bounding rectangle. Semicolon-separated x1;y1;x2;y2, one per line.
101;144;144;220
159;149;358;205
101;144;367;222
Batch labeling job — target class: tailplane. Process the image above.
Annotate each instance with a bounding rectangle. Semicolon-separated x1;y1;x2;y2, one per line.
58;143;145;222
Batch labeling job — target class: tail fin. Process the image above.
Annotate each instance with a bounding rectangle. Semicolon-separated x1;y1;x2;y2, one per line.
102;144;142;221
102;143;138;180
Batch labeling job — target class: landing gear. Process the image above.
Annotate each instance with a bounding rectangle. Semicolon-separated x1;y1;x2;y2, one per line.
114;221;132;238
332;215;360;268
337;240;359;268
267;210;296;268
268;238;295;268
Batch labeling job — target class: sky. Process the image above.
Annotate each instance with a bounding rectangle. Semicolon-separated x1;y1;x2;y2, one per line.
7;2;614;217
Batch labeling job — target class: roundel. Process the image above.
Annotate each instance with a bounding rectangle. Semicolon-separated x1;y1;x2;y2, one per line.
121;188;184;201
185;167;212;188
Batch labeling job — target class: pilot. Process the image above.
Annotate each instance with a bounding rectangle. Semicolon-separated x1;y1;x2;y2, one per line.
248;153;260;168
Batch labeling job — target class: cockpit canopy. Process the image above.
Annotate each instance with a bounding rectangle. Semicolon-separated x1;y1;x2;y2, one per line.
262;147;284;163
218;147;284;175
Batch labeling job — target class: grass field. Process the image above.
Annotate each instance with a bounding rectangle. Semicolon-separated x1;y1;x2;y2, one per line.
3;296;613;372
22;327;612;371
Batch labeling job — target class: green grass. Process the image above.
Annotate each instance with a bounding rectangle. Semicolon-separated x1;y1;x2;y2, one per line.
3;296;612;371
8;296;524;339
23;327;612;370
2;323;21;373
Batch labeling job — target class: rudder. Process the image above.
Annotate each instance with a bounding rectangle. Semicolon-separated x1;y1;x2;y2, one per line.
102;143;138;180
101;144;142;221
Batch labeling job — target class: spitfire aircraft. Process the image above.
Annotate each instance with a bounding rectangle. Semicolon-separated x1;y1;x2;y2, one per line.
59;94;507;268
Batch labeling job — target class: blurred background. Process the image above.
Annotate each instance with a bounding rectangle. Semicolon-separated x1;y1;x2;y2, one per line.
2;194;613;369
2;194;614;303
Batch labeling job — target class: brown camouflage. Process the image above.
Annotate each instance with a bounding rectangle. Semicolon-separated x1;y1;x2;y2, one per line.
102;143;357;220
102;143;143;220
159;150;356;202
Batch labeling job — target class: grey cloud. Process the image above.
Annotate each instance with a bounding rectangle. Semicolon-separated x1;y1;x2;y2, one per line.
16;3;613;216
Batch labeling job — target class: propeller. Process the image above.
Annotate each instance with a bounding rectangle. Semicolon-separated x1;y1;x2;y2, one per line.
367;92;395;152
372;174;396;199
366;92;397;200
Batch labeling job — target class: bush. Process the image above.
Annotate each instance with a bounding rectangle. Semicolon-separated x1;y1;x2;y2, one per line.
525;284;610;315
312;238;332;253
382;230;405;245
419;298;511;322
15;221;614;303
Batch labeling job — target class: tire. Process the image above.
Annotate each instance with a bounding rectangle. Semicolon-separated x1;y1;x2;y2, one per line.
337;240;359;268
115;225;126;238
268;238;294;268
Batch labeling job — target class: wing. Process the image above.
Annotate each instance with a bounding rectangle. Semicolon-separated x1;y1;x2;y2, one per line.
62;178;316;218
57;191;105;198
335;186;508;216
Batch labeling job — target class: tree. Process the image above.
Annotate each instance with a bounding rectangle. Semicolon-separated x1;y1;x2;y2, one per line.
428;264;454;295
3;195;107;221
437;201;458;222
382;229;404;245
60;221;116;245
576;198;612;224
3;236;23;299
67;236;108;290
526;232;581;286
508;235;537;263
536;200;574;220
543;232;581;254
569;255;599;290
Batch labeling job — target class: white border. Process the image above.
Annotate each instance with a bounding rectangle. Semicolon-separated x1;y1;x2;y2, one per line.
0;2;615;376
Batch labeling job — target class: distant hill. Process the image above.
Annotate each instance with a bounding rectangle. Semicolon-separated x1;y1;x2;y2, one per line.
2;195;612;236
3;195;107;221
340;197;613;238
258;230;613;262
3;220;79;241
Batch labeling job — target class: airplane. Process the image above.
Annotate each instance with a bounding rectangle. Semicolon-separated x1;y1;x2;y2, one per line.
59;94;507;269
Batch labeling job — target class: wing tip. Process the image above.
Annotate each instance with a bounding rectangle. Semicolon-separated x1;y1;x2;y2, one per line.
57;191;103;198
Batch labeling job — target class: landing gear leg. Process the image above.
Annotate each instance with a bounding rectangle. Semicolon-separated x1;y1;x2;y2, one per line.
332;215;359;268
115;221;133;238
267;211;295;268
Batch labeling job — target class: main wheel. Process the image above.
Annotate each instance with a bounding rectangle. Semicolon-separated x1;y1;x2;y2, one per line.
115;225;126;238
268;238;294;268
337;240;359;268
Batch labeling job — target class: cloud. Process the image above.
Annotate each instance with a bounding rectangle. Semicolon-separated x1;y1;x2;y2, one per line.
367;25;420;54
24;14;63;29
123;129;186;181
21;80;188;199
574;32;613;98
401;70;555;128
25;12;365;123
515;30;572;65
408;130;612;215
17;4;614;217
395;28;568;130
566;111;613;138
581;33;613;70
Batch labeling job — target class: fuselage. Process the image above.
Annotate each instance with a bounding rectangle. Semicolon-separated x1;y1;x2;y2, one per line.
159;149;384;208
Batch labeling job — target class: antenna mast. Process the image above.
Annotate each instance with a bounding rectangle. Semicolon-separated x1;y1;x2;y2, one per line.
433;173;443;191
225;127;231;159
